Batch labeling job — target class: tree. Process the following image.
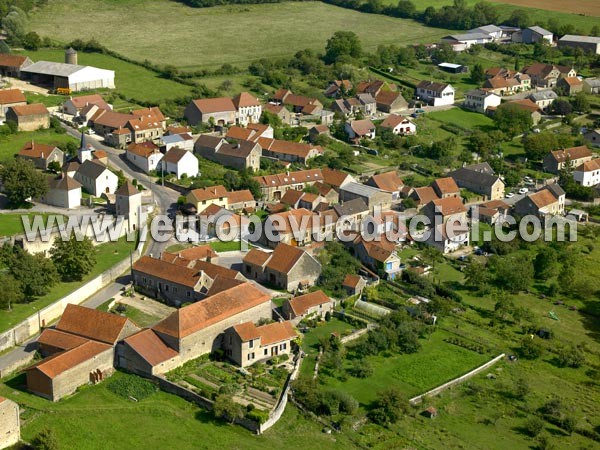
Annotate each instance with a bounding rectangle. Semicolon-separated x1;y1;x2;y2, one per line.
550;99;572;116
0;158;49;206
571;92;590;113
213;395;243;423
520;336;543;360
493;103;533;137
31;428;59;450
524;416;544;437
1;7;26;43
368;387;409;425
556;344;585;368
464;260;489;290
470;63;485;83
505;9;531;28
9;247;59;298
533;247;558;279
50;235;96;282
324;31;362;65
47;160;62;173
22;31;42;50
0;273;23;311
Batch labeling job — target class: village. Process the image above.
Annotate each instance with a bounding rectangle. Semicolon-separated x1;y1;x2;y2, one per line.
0;2;599;449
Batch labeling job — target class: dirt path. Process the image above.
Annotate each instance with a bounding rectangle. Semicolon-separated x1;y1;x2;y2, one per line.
1;77;50;94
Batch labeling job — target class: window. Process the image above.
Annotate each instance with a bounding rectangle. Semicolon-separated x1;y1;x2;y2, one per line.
249;339;254;348
187;291;191;298
165;285;169;292
247;352;254;360
264;349;268;356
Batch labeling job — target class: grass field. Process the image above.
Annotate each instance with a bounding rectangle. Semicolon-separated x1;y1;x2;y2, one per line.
16;49;193;104
0;371;356;450
27;0;451;71
427;108;496;131
0;236;137;332
0;129;78;163
0;213;64;238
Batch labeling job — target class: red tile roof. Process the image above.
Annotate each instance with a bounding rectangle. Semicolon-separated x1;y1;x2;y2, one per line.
432;177;460;195
265;242;306;274
234;320;297;345
233;92;260;108
123;329;178;366
369;171;404;192
342;274;363;289
429;196;467;216
287;290;330;316
10;103;48;116
255;169;324;188
0;54;29;67
133;256;201;288
18;141;59;159
37;328;89;352
191;97;236;113
68;94;110;110
0;88;26;105
56;304;135;345
26;340;111;379
243;248;272;267
189;185;228;202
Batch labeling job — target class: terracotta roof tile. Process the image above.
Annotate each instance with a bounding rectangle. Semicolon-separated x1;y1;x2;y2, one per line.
232;92;260;108
191;97;236;113
0;54;29;67
234;320;297;345
18;141;59;159
369;171;404;192
133;256;201;288
37;328;89;352
287;290;330;316
10;103;48;116
26;340;111;379
432;177;460;195
123;329;178;366
0;88;26;105
429;196;467;216
243;248;271;267
68;94;110;110
56;304;135;345
265;242;306;274
342;274;363;289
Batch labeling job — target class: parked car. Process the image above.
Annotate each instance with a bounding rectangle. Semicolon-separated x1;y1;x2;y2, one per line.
518;187;528;194
505;192;514;198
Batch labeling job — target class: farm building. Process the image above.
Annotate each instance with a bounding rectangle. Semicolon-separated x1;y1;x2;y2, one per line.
0;53;32;77
558;35;600;55
21;60;115;92
437;62;468;74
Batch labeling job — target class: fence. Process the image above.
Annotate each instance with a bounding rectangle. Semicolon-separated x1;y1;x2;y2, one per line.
409;353;505;405
0;229;145;354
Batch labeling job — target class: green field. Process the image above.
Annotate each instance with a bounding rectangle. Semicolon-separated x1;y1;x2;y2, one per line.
0;371;356;450
0;129;78;163
0;236;137;332
27;0;451;71
16;48;193;103
427;108;496;131
0;213;64;238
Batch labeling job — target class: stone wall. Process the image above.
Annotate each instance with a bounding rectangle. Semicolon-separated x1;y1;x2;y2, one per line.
0;397;20;450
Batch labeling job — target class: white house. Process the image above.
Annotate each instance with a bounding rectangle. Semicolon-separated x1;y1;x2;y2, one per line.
528;90;558;111
126;142;163;174
464;89;501;113
425;224;470;254
574;158;600;187
161;133;194;152
233;92;262;126
161;147;199;179
468;24;503;40
41;175;82;209
74;160;118;196
416;81;455;106
345;119;376;140
380;114;416;135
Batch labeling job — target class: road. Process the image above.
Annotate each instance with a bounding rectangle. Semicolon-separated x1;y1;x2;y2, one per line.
62;124;180;257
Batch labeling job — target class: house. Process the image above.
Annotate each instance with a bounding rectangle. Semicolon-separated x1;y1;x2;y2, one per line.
258;137;324;165
186;185;256;212
21;60;115;92
425;223;470;254
449;164;505;200
584;129;600;147
333;198;370;229
132;254;245;305
409;186;440;207
464;89;501;113
151;282;272;365
224;320;297;367
431;177;460;199
17;141;64;170
63;94;110;116
0;53;32;77
89;109;133;145
0;88;26;118
521;26;553;44
558;35;600;55
42;174;82;209
527;90;558;111
128;107;166;144
351;235;402;279
119;329;180;377
74;160;118;196
342;274;367;297
262;208;317;246
557;77;583;96
254;169;326;201
339;181;393;211
197;204;249;238
242;243;321;292
160;147;199;179
126;142;163;174
0;396;20;449
522;63;575;88
380;114;416;135
468;24;503;40
6;103;49;131
474;199;510;225
441;33;493;49
184;97;236;126
273;89;323;115
366;171;404;201
332;97;360;116
114;181;142;232
263;103;293;125
583;78;600;94
416;81;455;106
160;133;195;153
505;99;542;125
574;157;600;187
357;80;384;97
514;185;566;216
375;90;408;113
356;93;377;116
194;135;261;170
233;92;262;126
282;290;334;322
422;196;468;226
345;119;376;140
324;79;353;97
308;124;330;143
226;123;273;143
542;146;593;173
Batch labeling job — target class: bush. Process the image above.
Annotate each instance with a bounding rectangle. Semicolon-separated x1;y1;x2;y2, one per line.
247;408;269;424
524;416;544;437
106;375;156;400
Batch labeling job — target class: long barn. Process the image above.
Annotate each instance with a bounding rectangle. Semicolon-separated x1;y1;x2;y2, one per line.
20;61;115;92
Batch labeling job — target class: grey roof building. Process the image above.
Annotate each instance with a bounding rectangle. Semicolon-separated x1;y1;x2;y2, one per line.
21;61;115;92
339;181;393;210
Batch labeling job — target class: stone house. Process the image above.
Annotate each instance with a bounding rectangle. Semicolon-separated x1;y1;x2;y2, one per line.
324;79;353;97
356;80;384;97
186;185;255;212
375;90;408;113
233;92;262;126
118;329;181;377
333;198;370;230
242;243;322;292
224;321;297;367
0;396;20;449
475;199;510;225
356;93;377;116
63;94;111;116
542;145;593;174
184;97;236;126
514;185;565;217
74;160;118;196
0;88;26;118
339;182;393;211
366;171;404;201
262;103;293;125
254;169;326;201
282;290;334;323
160;146;199;179
17;141;64;170
422;196;468;226
263;208;317;247
195;135;261;171
350;235;402;280
151;282;272;365
505;99;543;125
258;137;323;165
345;119;376;140
425;223;470;254
272;89;323;115
126;141;163;174
0;53;32;77
557;76;583;96
6;103;50;131
41;174;82;209
522;63;575;88
449;164;505;200
342;274;367;296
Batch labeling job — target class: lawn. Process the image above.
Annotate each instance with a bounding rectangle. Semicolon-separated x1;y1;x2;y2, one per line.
0;371;356;450
0;129;78;163
0;236;137;332
427;108;496;132
16;49;194;104
118;305;161;327
0;213;64;238
27;0;452;71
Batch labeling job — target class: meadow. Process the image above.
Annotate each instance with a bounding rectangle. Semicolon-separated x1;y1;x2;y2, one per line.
27;0;451;71
0;129;78;163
